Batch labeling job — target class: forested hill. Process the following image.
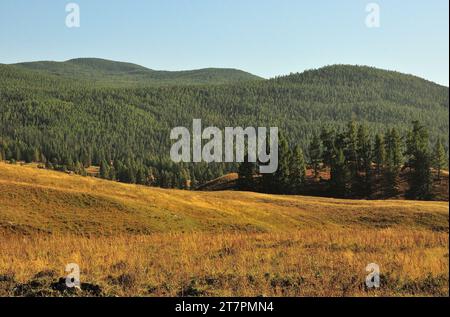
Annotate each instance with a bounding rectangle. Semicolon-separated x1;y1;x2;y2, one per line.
0;61;448;188
10;58;263;86
272;65;448;110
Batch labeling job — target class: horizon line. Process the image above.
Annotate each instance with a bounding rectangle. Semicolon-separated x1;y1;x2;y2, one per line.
3;56;448;87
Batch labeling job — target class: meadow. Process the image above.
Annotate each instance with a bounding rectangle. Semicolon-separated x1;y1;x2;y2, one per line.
0;162;448;296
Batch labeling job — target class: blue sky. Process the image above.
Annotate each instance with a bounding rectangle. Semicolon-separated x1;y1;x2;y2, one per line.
0;0;448;85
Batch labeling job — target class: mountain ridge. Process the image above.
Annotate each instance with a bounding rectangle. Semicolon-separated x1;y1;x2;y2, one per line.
274;64;448;87
3;58;449;90
10;57;264;86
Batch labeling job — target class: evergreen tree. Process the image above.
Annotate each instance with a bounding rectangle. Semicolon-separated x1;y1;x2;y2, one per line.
309;134;322;179
108;165;116;181
65;156;74;171
81;148;92;168
15;146;21;162
374;134;385;176
272;135;291;194
356;124;373;196
237;155;256;191
433;140;447;181
127;165;137;184
330;148;350;197
99;160;110;179
383;128;402;197
179;167;191;189
74;161;86;176
405;121;432;200
33;148;40;162
345;120;359;176
5;148;12;161
136;167;147;185
290;145;306;194
40;152;47;164
320;127;335;169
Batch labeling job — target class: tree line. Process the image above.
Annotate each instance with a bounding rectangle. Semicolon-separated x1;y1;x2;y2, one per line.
238;121;448;200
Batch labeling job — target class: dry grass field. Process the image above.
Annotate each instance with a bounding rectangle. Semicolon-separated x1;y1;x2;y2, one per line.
0;162;448;296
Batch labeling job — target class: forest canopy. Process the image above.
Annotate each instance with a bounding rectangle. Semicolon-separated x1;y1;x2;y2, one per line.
0;59;448;190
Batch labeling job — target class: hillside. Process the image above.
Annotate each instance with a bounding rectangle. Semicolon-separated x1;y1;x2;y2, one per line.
0;162;448;235
0;61;448;188
0;162;448;297
11;58;263;86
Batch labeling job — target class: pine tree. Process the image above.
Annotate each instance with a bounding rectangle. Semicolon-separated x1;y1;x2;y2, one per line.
180;167;191;189
356;124;373;196
272;135;291;194
433;140;447;181
127;165;137;184
5;148;12;161
290;145;306;194
345;120;359;176
74;161;86;176
81;148;92;168
40;152;47;164
237;155;256;191
260;168;275;194
405;121;432;200
99;159;110;179
33;148;40;162
320;127;335;169
309;134;322;179
65;156;74;171
330;148;350;197
373;134;385;176
383;128;402;197
15;146;21;162
136;167;147;185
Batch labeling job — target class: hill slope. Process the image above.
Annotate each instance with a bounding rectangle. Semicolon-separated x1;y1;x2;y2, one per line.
0;62;448;188
0;162;448;297
0;163;448;235
11;58;263;86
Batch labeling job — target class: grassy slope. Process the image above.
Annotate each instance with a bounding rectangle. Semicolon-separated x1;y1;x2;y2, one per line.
0;163;448;296
0;162;448;235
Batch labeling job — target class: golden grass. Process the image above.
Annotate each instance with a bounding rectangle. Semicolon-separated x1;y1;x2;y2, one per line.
0;162;448;235
0;230;448;296
0;162;448;296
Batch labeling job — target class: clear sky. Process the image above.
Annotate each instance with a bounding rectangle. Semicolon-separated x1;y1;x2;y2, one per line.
0;0;448;85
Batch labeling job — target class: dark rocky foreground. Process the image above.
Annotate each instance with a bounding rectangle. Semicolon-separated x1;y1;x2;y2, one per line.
0;271;102;297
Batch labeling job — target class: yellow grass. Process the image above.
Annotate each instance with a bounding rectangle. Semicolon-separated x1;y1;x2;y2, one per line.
0;162;448;296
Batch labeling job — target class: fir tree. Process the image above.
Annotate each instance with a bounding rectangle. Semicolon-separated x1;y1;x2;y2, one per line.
309;134;322;179
345;120;359;176
99;160;110;179
405;121;432;200
433;140;447;181
237;155;256;191
383;128;402;197
320;127;335;169
330;148;350;197
272;135;291;194
356;124;373;196
373;134;385;176
290;145;306;194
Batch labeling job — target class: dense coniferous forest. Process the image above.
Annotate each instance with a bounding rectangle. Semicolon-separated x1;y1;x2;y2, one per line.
0;58;448;193
12;58;263;87
238;120;448;200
